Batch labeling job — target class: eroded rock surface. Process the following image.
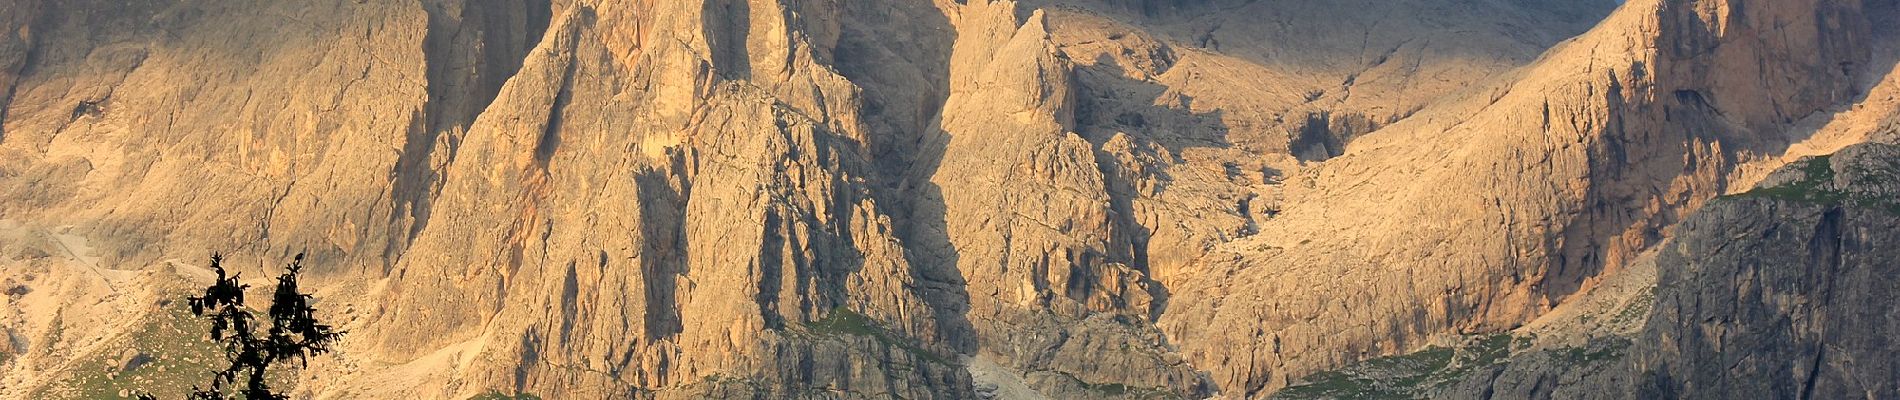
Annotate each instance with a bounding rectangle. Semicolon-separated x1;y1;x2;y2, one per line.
1402;142;1900;400
2;0;1896;399
1162;0;1887;395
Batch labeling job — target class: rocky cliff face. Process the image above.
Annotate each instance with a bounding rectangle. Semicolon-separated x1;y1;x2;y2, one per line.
1635;143;1900;399
1162;0;1886;395
2;0;1895;399
1386;141;1900;400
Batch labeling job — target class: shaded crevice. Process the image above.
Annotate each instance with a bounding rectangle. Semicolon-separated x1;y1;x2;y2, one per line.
1091;138;1175;320
0;1;49;143
559;260;580;339
635;165;687;341
533;49;577;169
757;210;786;330
387;0;554;266
827;0;976;355
704;0;753;80
1807;208;1844;305
1799;345;1826;400
422;0;553;134
1288;111;1380;162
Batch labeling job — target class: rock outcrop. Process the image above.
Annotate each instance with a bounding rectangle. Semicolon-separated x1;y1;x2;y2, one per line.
1400;142;1900;400
1633;143;1900;399
1160;0;1886;395
2;0;1896;399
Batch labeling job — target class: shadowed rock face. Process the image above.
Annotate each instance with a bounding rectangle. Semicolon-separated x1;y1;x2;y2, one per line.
1633;143;1900;399
1407;142;1900;400
2;0;1896;399
1162;0;1884;395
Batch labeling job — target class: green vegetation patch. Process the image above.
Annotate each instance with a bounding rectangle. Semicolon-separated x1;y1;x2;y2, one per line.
1276;334;1638;400
806;307;880;337
1556;337;1631;365
695;373;770;394
1609;287;1656;327
1273;334;1514;400
800;307;956;366
50;298;290;399
1048;370;1187;400
1730;155;1900;214
470;391;544;400
1736;156;1843;203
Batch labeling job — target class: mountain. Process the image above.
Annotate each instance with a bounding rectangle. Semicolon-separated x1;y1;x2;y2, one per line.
1;0;1895;399
1165;0;1892;395
1275;142;1900;400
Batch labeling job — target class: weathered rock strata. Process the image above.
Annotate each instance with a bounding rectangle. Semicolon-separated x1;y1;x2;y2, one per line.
1;0;1894;399
1415;142;1900;400
1162;0;1882;395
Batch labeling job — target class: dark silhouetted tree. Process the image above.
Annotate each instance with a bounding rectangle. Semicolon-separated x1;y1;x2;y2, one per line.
137;253;343;400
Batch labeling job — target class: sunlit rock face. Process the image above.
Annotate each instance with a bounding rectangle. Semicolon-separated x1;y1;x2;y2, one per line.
4;0;1897;399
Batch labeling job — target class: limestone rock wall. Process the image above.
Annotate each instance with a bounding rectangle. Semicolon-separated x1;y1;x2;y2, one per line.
1633;143;1900;399
1159;0;1881;395
2;0;1892;399
1427;142;1900;400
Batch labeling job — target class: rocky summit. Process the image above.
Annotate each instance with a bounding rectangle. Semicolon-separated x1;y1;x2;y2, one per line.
2;0;1897;399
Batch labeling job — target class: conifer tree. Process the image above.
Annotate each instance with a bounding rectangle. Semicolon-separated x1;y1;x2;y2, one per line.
137;253;343;400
